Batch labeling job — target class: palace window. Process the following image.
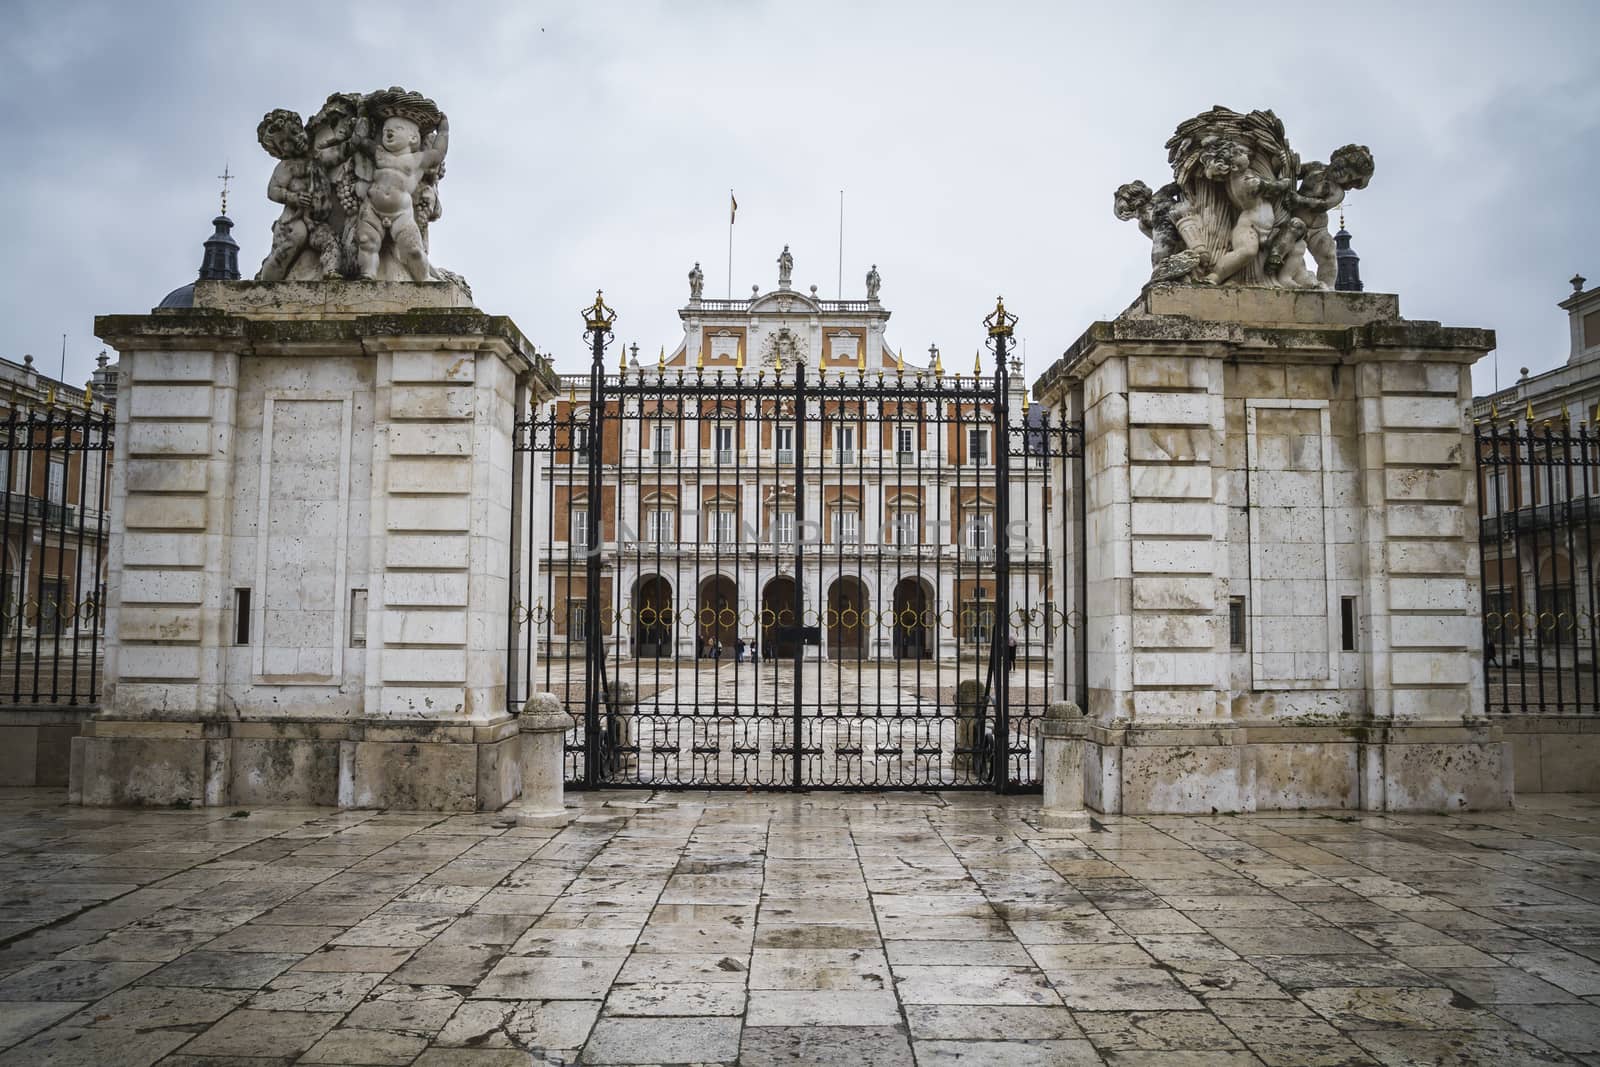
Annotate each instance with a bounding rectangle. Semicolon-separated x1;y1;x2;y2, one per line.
896;427;914;460
710;508;737;545
775;510;795;546
567;600;587;643
963;592;994;645
776;425;795;465
573;422;591;461
833;508;860;545
47;456;65;506
891;508;919;546
652;424;673;466
571;506;589;548
647;507;674;545
714;425;735;465
964;510;991;551
968;427;989;466
834;425;856;466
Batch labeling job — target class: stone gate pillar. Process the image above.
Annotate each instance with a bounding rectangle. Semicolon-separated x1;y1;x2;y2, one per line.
72;280;557;811
1034;285;1510;814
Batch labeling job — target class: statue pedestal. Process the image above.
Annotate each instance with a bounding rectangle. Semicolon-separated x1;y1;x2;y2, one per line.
72;281;556;811
1035;285;1510;814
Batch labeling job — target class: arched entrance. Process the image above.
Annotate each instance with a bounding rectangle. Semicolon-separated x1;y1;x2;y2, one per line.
761;576;798;660
697;575;737;659
632;575;672;658
826;576;868;660
892;576;932;660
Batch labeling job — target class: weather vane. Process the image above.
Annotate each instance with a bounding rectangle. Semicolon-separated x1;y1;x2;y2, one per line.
218;162;234;215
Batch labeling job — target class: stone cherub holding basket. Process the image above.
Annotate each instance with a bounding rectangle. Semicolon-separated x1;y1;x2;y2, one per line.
252;87;461;288
1114;106;1374;290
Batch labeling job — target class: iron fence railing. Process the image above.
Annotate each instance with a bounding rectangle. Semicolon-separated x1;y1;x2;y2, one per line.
0;406;114;707
1477;421;1600;715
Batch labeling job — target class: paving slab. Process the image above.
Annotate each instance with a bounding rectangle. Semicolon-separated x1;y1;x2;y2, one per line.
0;788;1598;1064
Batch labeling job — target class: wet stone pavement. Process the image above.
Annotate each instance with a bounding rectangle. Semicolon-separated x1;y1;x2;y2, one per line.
0;791;1598;1065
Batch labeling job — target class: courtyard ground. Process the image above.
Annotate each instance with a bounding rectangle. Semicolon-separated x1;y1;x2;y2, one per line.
0;790;1598;1065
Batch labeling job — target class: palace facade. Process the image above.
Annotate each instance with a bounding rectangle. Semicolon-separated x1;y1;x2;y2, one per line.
531;258;1062;665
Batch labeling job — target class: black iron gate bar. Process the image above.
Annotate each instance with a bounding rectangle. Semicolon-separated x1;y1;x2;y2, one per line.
0;405;114;707
1476;418;1600;715
511;296;1084;790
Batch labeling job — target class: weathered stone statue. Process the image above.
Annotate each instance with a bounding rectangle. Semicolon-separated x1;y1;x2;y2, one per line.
1114;107;1374;290
255;109;340;282
252;87;456;285
777;245;793;289
1290;145;1375;287
688;261;704;301
866;264;881;301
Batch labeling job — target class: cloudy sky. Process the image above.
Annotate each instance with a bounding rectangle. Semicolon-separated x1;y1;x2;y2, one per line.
3;1;1596;395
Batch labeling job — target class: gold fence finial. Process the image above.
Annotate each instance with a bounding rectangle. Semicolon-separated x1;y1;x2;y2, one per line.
896;347;904;374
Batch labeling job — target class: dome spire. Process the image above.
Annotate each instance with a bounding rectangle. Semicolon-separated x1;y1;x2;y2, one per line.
1334;208;1363;293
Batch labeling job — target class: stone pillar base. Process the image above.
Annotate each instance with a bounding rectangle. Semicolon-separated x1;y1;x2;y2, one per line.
71;716;522;812
1038;701;1090;832
516;693;576;827
1082;722;1511;814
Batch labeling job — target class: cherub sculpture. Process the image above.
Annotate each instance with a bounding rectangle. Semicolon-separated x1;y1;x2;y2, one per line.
254;109;340;281
1290;144;1375;287
1198;139;1293;286
1113;180;1206;281
305;92;367;277
1115;107;1375;290
352;88;449;282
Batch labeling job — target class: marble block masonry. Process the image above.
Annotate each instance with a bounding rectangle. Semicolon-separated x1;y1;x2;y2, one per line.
72;277;557;810
1034;284;1508;813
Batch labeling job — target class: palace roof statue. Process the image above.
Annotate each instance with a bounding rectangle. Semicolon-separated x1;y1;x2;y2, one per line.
1114;106;1373;290
252;87;463;287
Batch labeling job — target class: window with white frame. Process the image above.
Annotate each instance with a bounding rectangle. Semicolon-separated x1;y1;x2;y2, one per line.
968;427;989;466
776;425;795;465
647;507;674;545
775;510;795;545
47;457;65;506
896;426;914;460
711;508;736;545
571;506;589;548
652;423;673;466
567;600;587;643
573;421;590;460
834;425;856;466
891;507;919;546
964;510;991;551
714;425;734;465
833;507;860;545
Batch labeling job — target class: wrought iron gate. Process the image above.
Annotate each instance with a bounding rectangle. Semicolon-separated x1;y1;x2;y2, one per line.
511;294;1083;790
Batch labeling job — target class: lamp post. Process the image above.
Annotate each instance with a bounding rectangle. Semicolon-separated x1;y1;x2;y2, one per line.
581;290;616;786
984;296;1017;791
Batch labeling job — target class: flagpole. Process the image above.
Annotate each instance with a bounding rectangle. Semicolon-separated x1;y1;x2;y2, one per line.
727;189;734;299
836;190;844;300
